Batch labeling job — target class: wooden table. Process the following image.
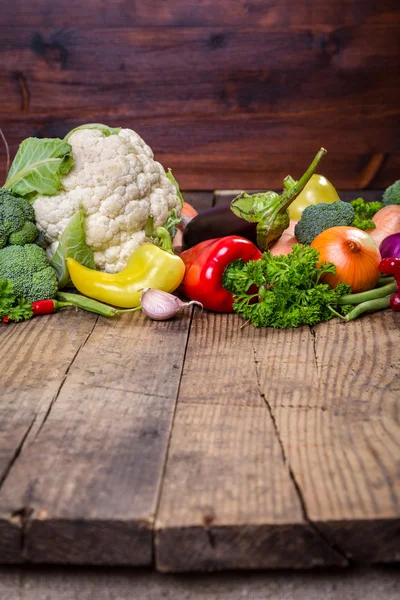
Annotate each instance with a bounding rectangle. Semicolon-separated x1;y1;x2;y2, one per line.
0;192;399;572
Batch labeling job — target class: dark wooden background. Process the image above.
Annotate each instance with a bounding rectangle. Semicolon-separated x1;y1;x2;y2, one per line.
0;0;399;190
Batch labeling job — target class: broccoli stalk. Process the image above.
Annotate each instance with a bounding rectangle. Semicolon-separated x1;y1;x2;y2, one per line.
0;244;58;302
294;201;355;246
0;188;38;248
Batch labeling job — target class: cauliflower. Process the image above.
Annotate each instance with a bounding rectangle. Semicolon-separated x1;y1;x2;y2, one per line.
33;127;182;273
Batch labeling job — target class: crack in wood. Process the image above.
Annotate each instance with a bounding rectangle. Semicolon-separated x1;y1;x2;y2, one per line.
152;307;196;564
0;416;37;492
252;345;350;565
33;316;99;441
309;327;319;372
9;506;33;559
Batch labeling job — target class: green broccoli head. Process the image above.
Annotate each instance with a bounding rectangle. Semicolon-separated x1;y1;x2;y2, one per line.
382;180;400;206
294;201;355;245
0;188;38;249
0;244;58;302
350;197;382;230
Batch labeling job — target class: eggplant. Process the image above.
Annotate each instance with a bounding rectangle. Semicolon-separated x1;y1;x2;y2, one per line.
182;204;257;250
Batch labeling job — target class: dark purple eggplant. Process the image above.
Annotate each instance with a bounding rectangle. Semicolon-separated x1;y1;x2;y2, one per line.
182;204;257;250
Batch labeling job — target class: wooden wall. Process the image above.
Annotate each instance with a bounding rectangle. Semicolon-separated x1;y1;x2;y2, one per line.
0;0;399;189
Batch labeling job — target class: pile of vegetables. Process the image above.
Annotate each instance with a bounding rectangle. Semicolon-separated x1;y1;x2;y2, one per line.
1;127;400;330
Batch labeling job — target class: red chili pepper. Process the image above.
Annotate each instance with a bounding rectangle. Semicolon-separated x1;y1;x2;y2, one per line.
180;236;262;312
31;299;58;315
379;257;400;280
2;299;73;324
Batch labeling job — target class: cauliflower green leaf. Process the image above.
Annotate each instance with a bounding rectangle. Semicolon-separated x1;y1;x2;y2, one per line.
166;168;184;207
50;207;96;289
64;123;121;141
4;138;73;198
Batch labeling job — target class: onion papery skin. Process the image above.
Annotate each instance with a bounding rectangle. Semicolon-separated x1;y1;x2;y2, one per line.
311;226;381;293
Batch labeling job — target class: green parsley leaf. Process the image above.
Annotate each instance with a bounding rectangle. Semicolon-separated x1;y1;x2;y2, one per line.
223;244;352;329
0;279;33;323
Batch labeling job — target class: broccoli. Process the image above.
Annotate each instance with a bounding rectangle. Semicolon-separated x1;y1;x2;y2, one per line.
382;180;400;206
0;244;58;302
294;201;355;246
0;188;38;249
350;197;382;230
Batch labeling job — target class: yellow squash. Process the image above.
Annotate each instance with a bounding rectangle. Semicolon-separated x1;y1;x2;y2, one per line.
67;244;185;308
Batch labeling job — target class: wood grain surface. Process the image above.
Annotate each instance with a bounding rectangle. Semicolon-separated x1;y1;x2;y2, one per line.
0;190;399;570
0;1;399;189
155;312;400;570
0;311;193;565
0;192;213;565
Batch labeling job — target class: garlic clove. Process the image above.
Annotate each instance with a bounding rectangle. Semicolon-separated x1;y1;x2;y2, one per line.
140;288;202;321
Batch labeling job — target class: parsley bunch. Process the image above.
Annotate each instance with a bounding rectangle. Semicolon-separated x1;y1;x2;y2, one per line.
223;245;352;328
0;279;33;323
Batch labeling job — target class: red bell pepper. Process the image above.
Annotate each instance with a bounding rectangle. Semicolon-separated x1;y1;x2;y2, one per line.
180;236;262;312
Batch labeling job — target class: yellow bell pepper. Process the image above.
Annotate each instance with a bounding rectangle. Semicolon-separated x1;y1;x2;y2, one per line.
66;244;185;308
285;174;340;220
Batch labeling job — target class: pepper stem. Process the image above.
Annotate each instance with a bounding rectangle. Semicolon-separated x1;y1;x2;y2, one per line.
145;214;174;253
283;175;297;191
278;148;327;213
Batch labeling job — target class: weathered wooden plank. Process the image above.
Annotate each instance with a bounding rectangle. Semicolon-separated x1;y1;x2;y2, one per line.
1;115;399;191
0;20;399;189
156;311;400;570
254;311;400;563
155;313;347;571
1;0;398;28
1;25;398;117
0;311;194;564
0;311;97;562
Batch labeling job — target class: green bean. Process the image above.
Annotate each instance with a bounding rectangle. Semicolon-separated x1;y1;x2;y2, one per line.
56;292;142;317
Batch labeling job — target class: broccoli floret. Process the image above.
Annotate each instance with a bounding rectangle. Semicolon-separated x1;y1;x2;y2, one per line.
295;201;355;245
0;244;58;302
382;180;400;206
0;188;38;248
350;197;382;230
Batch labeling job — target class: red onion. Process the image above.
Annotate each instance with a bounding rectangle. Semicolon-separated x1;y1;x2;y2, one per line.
379;233;400;260
140;288;202;321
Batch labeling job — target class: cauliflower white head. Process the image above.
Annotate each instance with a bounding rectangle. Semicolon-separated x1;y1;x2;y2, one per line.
33;127;182;273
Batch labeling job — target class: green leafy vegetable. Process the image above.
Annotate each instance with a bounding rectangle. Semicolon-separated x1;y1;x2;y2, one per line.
3;138;73;198
0;188;38;248
64;123;121;142
0;244;58;302
166;168;184;207
350;198;382;230
0;279;33;322
223;244;352;328
295;201;355;245
382;180;400;206
50;207;96;288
